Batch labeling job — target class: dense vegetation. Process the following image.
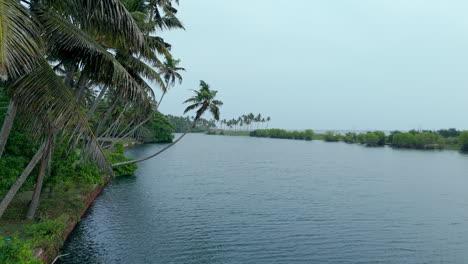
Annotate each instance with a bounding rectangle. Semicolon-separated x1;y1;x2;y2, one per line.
138;112;175;143
250;129;314;140
250;128;466;151
167;115;217;133
0;1;226;262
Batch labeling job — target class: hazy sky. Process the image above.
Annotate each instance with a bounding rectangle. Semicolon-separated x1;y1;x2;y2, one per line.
158;0;468;131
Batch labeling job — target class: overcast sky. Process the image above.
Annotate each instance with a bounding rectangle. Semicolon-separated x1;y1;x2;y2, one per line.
158;0;468;131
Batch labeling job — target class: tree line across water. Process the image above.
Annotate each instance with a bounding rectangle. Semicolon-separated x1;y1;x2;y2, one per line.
250;128;468;151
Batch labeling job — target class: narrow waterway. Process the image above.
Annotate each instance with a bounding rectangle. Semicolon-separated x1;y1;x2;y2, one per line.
59;134;468;263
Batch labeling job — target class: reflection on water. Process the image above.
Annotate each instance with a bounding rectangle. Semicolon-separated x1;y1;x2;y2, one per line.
59;134;468;263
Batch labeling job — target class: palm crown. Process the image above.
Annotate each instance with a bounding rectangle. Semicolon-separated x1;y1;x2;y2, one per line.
183;81;223;122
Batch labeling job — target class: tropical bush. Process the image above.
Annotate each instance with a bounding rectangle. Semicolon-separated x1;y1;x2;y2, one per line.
138;112;175;143
250;129;316;141
458;131;468;151
392;132;445;149
324;131;342;142
0;235;41;264
106;143;138;177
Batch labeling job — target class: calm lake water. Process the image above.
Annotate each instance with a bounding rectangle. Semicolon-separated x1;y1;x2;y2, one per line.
59;134;468;263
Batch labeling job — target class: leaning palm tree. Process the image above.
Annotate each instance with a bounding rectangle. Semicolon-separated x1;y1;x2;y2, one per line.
112;80;222;167
0;0;174;219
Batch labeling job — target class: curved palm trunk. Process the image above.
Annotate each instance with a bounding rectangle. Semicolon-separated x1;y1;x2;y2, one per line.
112;120;197;167
99;104;128;138
0;142;46;219
118;91;167;140
120;114;152;139
0;100;17;158
95;100;118;136
25;150;48;220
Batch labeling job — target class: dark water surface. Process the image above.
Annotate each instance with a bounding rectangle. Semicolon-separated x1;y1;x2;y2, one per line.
59;134;468;263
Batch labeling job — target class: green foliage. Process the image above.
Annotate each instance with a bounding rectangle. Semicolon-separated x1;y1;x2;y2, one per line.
324;131;342;142
24;217;66;248
343;132;357;143
304;129;314;141
458;131;468;152
0;105;40;195
48;142;103;187
167;115;216;133
363;133;380;146
393;131;445;149
139;112;175;143
438;128;461;138
0;235;41;264
250;129;315;141
387;130;402;143
106;143;138;177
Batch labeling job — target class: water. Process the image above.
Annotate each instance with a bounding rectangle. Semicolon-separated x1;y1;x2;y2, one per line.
59;134;468;263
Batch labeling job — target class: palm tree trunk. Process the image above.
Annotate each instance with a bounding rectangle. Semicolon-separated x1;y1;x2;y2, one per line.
117;91;166;140
0;142;46;219
86;85;108;120
99;104;128;138
0;100;17;158
112;120;197;167
26;135;53;220
120;114;152;139
75;71;89;104
116;119;135;138
95;100;118;136
156;92;166;108
64;65;77;90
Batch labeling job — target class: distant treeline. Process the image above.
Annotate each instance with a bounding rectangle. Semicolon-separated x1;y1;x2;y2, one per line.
218;113;271;131
250;129;315;140
250;128;468;151
166;115;217;133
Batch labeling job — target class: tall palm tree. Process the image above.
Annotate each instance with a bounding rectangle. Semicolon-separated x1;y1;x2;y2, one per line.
112;80;222;167
0;0;182;219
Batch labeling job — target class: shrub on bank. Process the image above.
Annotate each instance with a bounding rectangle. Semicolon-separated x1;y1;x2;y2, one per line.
343;132;357;143
392;132;445;149
106;143;138;177
458;131;468;152
0;235;41;264
250;129;315;141
324;131;342;142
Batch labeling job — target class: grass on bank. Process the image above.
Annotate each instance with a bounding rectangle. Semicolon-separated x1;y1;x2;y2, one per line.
0;142;137;264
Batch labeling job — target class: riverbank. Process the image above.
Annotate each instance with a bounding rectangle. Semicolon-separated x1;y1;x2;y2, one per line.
0;142;139;264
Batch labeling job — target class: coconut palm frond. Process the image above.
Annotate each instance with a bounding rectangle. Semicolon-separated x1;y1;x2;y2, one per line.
116;52;166;93
11;58;113;174
145;36;172;61
183;103;200;114
44;0;147;52
36;7;148;105
0;0;42;80
155;15;185;31
209;104;220;121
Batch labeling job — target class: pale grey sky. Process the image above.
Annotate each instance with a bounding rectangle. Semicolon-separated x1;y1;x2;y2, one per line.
158;0;468;131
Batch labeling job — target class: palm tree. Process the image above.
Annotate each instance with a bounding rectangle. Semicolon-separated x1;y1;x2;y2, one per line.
158;58;185;106
112;80;222;167
0;0;183;219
